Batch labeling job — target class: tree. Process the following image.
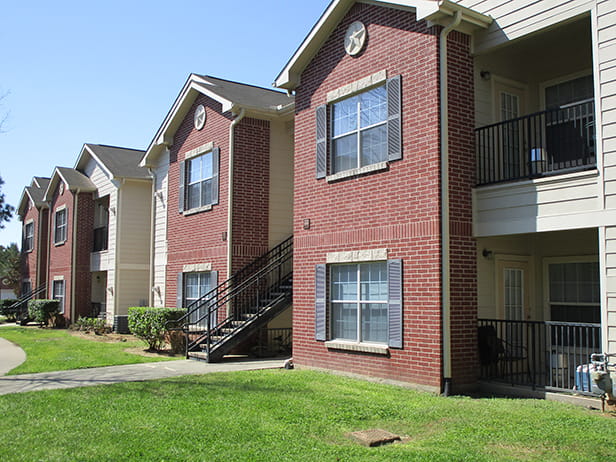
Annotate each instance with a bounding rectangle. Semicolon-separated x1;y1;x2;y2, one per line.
0;243;20;295
0;176;13;228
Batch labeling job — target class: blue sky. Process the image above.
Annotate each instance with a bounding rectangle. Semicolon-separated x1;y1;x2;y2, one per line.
0;0;331;247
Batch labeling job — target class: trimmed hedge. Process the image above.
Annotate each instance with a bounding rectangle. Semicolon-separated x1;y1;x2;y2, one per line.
28;299;60;325
0;299;19;321
127;307;186;351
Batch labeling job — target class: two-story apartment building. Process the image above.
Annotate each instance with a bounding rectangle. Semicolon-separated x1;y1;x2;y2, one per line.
140;74;295;360
17;176;50;297
275;0;616;395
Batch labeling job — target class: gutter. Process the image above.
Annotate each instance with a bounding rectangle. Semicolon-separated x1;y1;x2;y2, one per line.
226;108;246;284
439;9;462;397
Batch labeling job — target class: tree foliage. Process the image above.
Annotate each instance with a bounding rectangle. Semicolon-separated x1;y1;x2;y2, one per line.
0;176;14;228
0;243;21;295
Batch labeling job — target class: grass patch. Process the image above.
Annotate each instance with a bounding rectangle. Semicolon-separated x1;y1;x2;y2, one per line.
0;370;615;461
0;326;180;374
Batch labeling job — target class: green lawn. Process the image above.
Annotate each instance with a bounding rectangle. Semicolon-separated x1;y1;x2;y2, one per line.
0;369;615;461
0;326;179;374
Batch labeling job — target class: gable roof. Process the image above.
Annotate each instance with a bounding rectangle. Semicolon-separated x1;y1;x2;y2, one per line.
140;73;295;167
43;167;97;202
17;176;51;217
75;144;150;180
274;0;492;90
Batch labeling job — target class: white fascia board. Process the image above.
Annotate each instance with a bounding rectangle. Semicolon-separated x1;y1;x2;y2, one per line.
17;189;32;218
43;168;61;202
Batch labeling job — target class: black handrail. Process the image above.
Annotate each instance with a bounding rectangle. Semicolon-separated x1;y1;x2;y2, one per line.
172;236;293;359
476;99;596;185
7;283;47;321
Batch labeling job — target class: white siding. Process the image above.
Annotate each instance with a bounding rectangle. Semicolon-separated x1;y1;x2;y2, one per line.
474;171;601;237
152;151;169;307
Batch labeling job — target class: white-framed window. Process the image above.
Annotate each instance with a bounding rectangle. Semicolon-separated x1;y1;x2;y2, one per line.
176;270;218;329
331;86;388;173
54;209;67;244
178;147;219;213
52;280;65;314
330;262;388;343
23;221;34;252
316;75;401;179
548;260;600;324
315;259;402;349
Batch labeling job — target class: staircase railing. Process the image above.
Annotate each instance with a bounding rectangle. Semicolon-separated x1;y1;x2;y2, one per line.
173;236;293;357
7;283;47;322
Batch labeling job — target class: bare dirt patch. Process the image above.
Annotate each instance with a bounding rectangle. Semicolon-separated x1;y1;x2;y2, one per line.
67;330;182;359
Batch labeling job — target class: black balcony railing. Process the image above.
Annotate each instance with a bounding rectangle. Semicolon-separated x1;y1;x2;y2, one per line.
476;99;596;185
93;226;108;252
478;319;602;394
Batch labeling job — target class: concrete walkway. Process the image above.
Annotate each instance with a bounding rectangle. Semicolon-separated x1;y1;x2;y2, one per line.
0;358;286;395
0;336;26;376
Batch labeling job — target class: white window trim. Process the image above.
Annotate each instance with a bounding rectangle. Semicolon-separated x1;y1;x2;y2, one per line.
183;145;215;213
185;141;214;160
329;261;389;346
542;255;599;321
52;279;66;315
183;263;212;272
23;220;34;252
539;69;593;110
326;248;388;263
326;161;388;182
54;208;68;245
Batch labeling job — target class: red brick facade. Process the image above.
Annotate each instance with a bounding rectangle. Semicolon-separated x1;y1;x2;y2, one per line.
20;202;48;292
292;3;477;392
47;184;94;322
164;95;272;307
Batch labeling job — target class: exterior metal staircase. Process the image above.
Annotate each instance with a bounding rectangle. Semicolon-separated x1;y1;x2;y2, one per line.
175;236;293;362
7;283;48;324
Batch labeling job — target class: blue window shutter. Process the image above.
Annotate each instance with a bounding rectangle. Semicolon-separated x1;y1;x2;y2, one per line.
316;105;327;179
176;272;184;309
178;160;185;213
211;147;220;205
388;259;403;348
387;75;402;161
315;264;327;341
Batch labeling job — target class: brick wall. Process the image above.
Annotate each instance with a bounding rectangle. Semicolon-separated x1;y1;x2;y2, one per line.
165;93;275;309
292;3;477;391
447;31;478;388
74;191;94;319
48;183;74;320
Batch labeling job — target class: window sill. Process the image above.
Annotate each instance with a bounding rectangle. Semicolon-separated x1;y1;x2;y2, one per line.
325;340;389;355
326;161;388;183
183;204;213;216
54;240;66;247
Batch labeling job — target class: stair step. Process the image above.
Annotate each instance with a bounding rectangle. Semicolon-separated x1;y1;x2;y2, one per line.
188;351;209;361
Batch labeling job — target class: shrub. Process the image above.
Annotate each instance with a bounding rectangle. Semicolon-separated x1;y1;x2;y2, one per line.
72;317;108;335
27;299;60;326
0;299;19;321
127;307;186;351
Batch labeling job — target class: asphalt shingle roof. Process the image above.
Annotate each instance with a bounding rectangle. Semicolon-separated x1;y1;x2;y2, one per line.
84;144;149;179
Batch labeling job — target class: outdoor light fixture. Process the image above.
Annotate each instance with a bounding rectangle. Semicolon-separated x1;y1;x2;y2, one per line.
480;70;491;80
482;248;493;258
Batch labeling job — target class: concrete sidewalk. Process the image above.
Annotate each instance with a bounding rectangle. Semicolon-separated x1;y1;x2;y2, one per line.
0;336;26;376
0;358;286;395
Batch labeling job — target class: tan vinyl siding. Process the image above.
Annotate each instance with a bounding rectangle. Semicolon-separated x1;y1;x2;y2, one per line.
269;119;294;248
115;269;150;315
117;181;152;265
455;0;595;53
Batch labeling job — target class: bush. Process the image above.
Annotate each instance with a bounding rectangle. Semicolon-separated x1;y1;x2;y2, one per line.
0;299;19;321
27;299;60;326
127;307;186;351
72;317;108;335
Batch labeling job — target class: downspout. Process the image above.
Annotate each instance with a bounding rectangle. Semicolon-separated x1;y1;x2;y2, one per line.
440;10;462;397
226;108;246;283
114;179;125;320
71;189;81;322
147;168;157;307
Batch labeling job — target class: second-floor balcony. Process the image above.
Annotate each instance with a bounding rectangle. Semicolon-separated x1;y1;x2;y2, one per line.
93;226;108;252
476;99;596;186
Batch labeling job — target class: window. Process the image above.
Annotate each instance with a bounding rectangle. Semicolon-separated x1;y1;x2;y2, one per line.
54;209;67;244
179;147;219;213
548;261;599;323
53;280;65;314
176;271;218;329
315;259;402;348
93;198;109;252
23;221;34;252
316;75;401;179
